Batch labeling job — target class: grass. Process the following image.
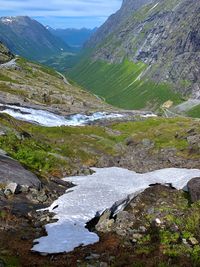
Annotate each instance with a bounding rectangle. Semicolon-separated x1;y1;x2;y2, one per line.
0;113;199;180
187;105;200;118
69;59;183;110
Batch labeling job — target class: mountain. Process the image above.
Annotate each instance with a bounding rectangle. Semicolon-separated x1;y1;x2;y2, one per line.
0;16;70;61
48;27;97;49
69;0;200;110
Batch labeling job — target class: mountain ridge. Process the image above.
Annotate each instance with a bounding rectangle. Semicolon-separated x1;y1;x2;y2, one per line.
0;16;70;61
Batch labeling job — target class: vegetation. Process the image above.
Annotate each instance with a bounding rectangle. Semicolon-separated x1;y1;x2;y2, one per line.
0;114;199;180
187;105;200;118
69;59;183;110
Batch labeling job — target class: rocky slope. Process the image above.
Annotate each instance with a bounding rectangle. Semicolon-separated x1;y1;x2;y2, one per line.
0;45;111;115
0;42;14;64
0;16;70;61
70;0;200;110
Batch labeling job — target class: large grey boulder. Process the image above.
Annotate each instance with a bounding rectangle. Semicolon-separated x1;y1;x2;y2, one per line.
0;152;40;188
187;178;200;202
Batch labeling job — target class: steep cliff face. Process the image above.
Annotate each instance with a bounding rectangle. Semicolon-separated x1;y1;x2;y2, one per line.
87;0;154;48
70;0;200;109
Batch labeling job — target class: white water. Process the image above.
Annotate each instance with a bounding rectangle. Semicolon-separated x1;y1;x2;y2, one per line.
32;167;200;254
0;104;124;127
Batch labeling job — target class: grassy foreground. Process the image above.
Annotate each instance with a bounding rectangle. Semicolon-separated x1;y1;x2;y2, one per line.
0;114;199;180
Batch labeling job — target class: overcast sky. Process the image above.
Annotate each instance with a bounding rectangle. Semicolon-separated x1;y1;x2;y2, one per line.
0;0;122;29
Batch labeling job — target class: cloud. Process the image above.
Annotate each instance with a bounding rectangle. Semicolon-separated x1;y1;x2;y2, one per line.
0;0;122;17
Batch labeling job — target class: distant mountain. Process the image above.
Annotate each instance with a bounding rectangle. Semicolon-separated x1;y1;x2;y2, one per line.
69;0;200;110
0;16;70;61
48;27;97;48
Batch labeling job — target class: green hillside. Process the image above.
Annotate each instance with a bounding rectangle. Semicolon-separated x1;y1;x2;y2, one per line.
187;105;200;118
69;59;183;110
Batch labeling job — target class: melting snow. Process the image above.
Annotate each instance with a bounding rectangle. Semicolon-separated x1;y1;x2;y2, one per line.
32;167;200;254
0;104;124;127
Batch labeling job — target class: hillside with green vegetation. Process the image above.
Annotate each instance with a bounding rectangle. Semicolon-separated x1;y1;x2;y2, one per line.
0;54;110;114
69;58;183;110
187;105;200;118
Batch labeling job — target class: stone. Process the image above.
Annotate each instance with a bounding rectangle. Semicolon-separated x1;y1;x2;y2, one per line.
187;178;200;202
132;233;143;240
188;237;199;246
142;139;154;148
85;253;100;260
0;151;41;188
99;262;108;267
187;135;200;148
0;259;6;267
4;183;20;194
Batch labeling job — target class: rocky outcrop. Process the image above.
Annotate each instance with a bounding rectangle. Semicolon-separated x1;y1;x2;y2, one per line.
0;150;40;188
187;178;200;202
0;42;14;64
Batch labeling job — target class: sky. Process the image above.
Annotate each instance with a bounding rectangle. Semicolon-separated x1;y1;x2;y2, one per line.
0;0;122;29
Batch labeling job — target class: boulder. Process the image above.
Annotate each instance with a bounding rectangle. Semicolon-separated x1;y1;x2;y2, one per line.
0;151;40;188
187;178;200;202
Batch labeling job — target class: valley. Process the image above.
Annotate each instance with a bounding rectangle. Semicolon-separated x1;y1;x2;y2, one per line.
0;0;200;266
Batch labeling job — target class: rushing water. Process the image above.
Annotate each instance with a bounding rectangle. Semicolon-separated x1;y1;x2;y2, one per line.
0;104;124;127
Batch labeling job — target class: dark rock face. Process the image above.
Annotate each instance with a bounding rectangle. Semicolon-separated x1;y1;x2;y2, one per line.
187;178;200;202
0;42;14;64
0;152;40;188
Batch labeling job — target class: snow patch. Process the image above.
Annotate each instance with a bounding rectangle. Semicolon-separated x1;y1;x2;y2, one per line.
32;167;200;254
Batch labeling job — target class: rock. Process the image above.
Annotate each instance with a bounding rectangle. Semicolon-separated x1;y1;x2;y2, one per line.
99;262;108;267
139;226;147;233
85;253;100;260
4;183;20;194
132;233;143;240
188;237;199;246
0;259;6;267
0;151;41;188
142;139;154;148
187;178;200;202
20;185;29;193
95;210;114;232
187;135;200;148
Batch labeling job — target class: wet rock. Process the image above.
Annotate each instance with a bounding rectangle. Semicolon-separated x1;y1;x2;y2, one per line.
187;177;200;202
